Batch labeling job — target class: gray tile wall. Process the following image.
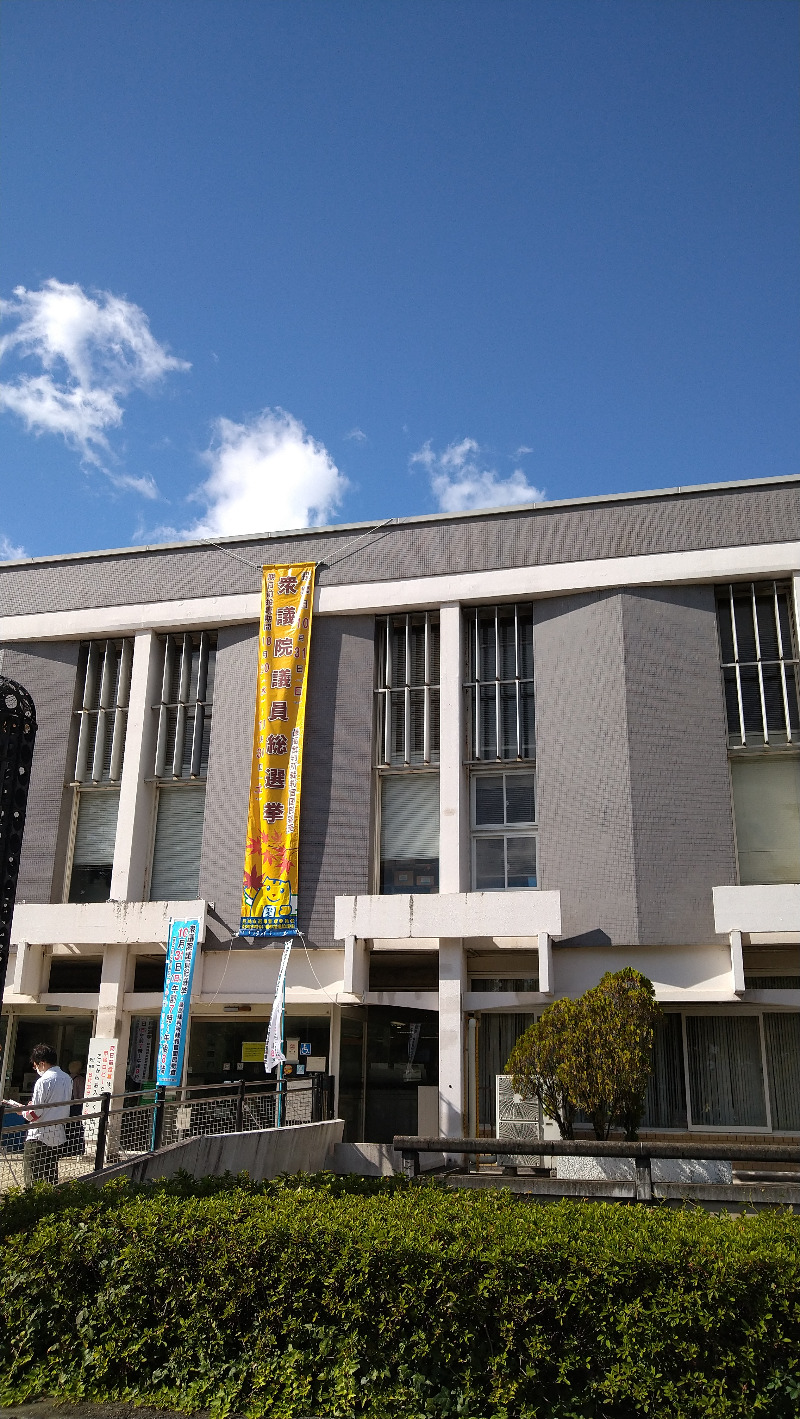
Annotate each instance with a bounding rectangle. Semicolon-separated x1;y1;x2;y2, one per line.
0;479;797;615
622;586;737;944
0;642;80;903
198;625;259;944
533;587;737;946
297;616;374;949
197;615;375;951
534;593;639;944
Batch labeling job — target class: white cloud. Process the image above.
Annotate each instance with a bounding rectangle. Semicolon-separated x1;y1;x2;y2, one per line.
0;534;25;561
345;426;368;442
411;438;544;513
0;279;189;476
186;407;348;539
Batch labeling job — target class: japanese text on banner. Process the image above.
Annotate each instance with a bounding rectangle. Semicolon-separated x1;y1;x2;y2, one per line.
240;564;315;937
156;919;200;1087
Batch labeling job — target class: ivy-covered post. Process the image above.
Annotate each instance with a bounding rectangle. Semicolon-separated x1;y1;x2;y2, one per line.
0;677;37;1007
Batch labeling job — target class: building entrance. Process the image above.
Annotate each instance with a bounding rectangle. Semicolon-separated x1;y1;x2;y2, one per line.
364;1005;438;1143
3;1015;94;1099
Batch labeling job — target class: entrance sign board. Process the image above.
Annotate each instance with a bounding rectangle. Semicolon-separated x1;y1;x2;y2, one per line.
82;1036;118;1142
156;919;200;1087
240;564;315;937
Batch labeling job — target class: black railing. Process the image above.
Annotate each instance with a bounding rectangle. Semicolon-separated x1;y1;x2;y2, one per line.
0;1074;335;1188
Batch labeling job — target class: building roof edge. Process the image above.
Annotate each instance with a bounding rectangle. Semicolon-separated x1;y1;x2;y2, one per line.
1;472;798;572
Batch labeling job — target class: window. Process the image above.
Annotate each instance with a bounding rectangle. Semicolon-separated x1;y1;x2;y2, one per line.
472;770;537;890
47;957;103;993
465;604;534;761
375;615;439;894
642;1014;687;1129
375;613;439;767
153;632;216;779
149;632;216;901
73;639;134;785
68;788;119;902
717;585;800;885
717;583;799;747
149;783;206;900
685;1015;767;1128
730;757;800;884
379;773;439;894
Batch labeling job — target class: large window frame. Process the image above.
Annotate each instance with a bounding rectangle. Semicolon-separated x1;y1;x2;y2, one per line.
470;767;538;891
146;630;217;902
643;1007;800;1136
373;613;440;894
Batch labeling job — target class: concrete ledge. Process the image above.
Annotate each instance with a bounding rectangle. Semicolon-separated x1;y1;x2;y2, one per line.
713;884;800;935
448;1173;800;1209
11;899;208;947
330;1142;446;1176
335;891;561;940
87;1119;344;1185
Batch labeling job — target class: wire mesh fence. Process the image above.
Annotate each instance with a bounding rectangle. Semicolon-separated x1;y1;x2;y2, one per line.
0;1073;333;1192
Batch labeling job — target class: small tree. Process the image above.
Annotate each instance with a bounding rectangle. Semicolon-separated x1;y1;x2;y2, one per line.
505;968;662;1142
506;997;581;1139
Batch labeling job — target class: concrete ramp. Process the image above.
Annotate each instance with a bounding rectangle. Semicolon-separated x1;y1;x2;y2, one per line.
90;1119;344;1185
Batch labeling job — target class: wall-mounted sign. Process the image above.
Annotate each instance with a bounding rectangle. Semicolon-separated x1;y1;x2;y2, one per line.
240;563;315;937
156;919;200;1087
241;1041;266;1063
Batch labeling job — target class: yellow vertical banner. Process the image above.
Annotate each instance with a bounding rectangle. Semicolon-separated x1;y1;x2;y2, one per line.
240;563;315;937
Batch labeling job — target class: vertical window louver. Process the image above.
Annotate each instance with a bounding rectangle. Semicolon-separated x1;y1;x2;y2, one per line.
153;631;216;780
73;639;134;784
149;632;216;901
717;583;799;747
465;604;534;760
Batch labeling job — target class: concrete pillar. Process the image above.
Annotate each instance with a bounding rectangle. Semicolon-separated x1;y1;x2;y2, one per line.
329;1005;342;1118
438;938;465;1138
343;935;367;999
538;932;553;995
95;941;129;1095
11;941;44;999
111;631;162;903
438;603;468;893
730;929;745;996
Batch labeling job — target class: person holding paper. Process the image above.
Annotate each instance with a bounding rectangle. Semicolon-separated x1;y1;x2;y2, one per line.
3;1044;73;1187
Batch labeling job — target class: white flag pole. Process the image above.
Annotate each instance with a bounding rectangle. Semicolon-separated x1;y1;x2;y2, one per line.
264;938;293;1123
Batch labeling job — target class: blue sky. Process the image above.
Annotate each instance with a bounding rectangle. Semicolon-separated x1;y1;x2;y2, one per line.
1;0;797;560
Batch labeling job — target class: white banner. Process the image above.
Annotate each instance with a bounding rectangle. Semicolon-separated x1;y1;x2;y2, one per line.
264;939;293;1073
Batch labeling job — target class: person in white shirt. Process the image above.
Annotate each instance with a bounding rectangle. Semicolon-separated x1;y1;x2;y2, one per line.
3;1044;74;1187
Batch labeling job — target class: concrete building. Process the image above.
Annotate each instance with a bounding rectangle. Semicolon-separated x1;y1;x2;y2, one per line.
1;473;799;1144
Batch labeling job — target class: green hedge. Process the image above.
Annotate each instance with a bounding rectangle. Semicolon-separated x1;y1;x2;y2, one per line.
1;1174;800;1418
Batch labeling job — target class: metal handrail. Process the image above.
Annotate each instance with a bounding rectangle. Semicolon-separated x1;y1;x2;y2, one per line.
0;1073;332;1180
394;1134;800;1199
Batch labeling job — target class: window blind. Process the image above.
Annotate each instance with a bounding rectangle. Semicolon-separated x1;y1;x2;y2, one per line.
380;774;439;859
731;757;800;884
72;790;120;866
149;784;206;901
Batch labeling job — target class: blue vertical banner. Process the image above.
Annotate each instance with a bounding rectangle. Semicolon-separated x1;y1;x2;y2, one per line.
156;918;200;1087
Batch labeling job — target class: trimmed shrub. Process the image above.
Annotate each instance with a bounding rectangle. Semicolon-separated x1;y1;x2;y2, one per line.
1;1175;799;1417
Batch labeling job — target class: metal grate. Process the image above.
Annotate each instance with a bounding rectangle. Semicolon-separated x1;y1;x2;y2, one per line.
465;604;535;760
717;583;800;748
73;640;134;783
375;614;440;767
153;632;217;779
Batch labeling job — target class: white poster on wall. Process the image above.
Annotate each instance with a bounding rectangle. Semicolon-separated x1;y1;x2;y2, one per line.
82;1036;118;1143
